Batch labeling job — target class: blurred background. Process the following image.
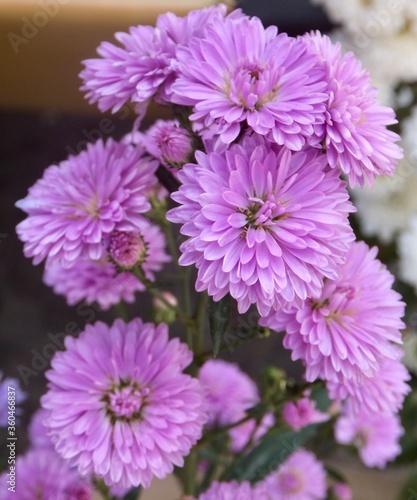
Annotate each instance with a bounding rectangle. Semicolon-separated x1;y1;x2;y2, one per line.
1;1;416;499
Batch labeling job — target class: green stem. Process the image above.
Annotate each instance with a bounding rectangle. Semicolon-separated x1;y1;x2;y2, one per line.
195;291;208;355
158;211;193;322
182;266;193;317
132;267;190;325
160;217;180;265
197;413;255;448
182;448;198;496
93;478;117;500
114;301;128;321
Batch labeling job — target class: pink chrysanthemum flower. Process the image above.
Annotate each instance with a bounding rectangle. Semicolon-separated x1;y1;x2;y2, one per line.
16;139;157;267
303;32;402;188
44;259;144;310
80;5;231;112
171;16;327;150
197;480;269;500
80;25;173;113
28;408;54;449
261;449;327;499
41;319;207;490
144;119;193;171
262;241;405;383
0;449;92;500
335;409;403;468
0;371;26;427
198;359;259;427
168;134;354;316
282;396;329;431
327;351;411;415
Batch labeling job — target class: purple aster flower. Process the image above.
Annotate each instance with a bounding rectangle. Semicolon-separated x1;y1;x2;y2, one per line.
80;25;173;113
335;408;403;468
303;32;402;188
262;241;405;384
16;139;157;267
327;351;411;416
197;480;269;500
28;407;54;449
282;395;329;431
44;259;144;310
0;449;92;500
168;134;354;316
41;318;207;490
261;449;327;499
0;371;26;427
80;5;231;112
144;119;193;171
156;4;234;48
171;15;327;150
198;359;259;427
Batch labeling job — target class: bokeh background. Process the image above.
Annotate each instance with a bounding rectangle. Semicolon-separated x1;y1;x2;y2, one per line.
0;1;415;498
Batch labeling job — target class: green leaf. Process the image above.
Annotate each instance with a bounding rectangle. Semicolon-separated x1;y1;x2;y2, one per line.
310;385;332;412
221;424;318;483
208;295;230;357
123;487;141;500
325;464;347;483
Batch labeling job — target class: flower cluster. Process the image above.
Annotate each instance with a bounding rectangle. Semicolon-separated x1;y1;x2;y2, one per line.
262;241;410;467
13;2;411;497
16;138;170;309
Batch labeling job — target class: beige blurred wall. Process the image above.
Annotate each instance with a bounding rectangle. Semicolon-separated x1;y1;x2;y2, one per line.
0;0;214;115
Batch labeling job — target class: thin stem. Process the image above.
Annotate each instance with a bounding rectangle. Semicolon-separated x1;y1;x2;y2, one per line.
158;211;193;320
197;413;255;448
182;448;198;496
161;216;180;265
182;266;193;317
132;267;190;325
195;291;208;355
93;478;117;500
113;301;128;321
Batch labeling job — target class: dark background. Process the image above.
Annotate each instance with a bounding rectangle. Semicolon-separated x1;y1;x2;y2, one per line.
0;0;332;455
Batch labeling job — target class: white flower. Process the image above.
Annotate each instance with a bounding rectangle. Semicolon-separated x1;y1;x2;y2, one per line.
352;106;417;242
313;0;413;38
